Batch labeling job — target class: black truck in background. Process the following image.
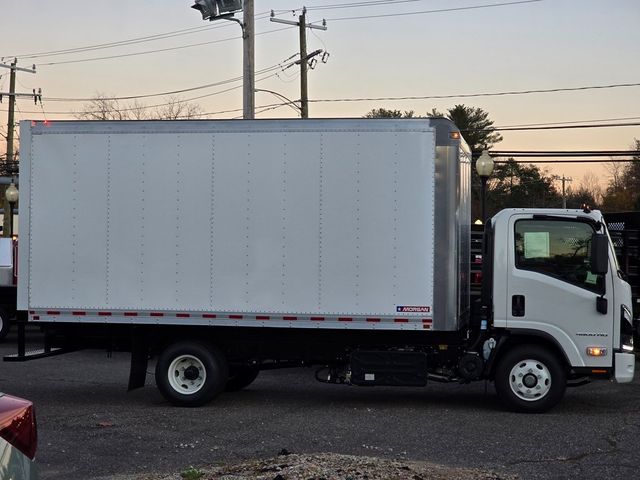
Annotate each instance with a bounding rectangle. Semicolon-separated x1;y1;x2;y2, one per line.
471;212;640;349
606;212;640;347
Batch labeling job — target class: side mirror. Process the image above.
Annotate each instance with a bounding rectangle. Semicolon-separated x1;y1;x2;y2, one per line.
590;233;609;275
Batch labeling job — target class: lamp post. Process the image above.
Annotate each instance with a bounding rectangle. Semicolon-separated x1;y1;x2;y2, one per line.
475;150;494;224
5;182;18;238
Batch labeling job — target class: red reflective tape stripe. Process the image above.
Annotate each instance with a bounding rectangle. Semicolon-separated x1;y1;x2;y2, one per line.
176;313;190;318
72;311;86;316
46;311;61;315
229;315;243;319
338;317;352;322
124;312;138;317
33;316;40;320
256;316;270;320
394;318;409;323
202;314;217;319
422;319;433;323
150;312;164;317
283;316;297;321
366;318;381;323
98;312;112;316
311;317;325;321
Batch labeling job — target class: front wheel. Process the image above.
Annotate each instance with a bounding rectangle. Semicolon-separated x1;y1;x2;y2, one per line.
494;345;567;413
155;341;228;407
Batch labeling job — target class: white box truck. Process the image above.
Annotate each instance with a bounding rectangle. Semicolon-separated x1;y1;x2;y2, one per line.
6;118;635;413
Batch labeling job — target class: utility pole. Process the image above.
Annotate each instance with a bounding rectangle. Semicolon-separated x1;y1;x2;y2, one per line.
242;0;254;119
191;0;254;118
5;60;17;182
553;175;573;208
271;7;327;118
1;59;38;237
299;8;308;118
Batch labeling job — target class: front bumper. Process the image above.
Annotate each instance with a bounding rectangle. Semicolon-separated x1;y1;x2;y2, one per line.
615;352;635;383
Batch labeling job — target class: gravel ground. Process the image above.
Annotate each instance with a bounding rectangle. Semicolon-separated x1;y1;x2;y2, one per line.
108;452;518;480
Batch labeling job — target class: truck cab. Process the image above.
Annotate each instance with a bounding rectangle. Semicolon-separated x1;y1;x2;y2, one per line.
484;208;635;411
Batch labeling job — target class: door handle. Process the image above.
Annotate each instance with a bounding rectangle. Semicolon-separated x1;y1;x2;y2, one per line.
512;295;525;317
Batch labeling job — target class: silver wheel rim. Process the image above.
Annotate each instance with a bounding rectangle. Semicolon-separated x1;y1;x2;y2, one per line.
168;354;206;395
508;359;552;402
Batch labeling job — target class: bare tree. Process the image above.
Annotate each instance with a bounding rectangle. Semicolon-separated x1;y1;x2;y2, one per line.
76;94;131;120
578;172;604;205
154;96;202;120
128;100;150;120
604;160;628;192
76;94;203;121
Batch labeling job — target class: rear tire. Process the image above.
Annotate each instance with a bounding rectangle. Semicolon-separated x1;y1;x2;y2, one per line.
225;366;260;392
494;345;567;413
155;341;228;407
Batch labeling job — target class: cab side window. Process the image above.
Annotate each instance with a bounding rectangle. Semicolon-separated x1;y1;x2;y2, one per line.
514;219;604;293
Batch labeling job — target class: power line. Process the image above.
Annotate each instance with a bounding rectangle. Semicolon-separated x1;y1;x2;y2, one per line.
308;82;640;103
43;60;295;102
495;159;637;163
23;71;283;118
322;0;541;21
492;115;640;128
305;0;427;11
0;67;291;117
490;150;638;157
7;1;531;65
36;27;293;67
5;11;275;60
470;121;640;133
488;150;640;163
6;24;229;60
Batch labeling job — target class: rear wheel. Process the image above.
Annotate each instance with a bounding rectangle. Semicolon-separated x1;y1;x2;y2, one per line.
494;345;567;413
155;341;228;407
225;366;260;392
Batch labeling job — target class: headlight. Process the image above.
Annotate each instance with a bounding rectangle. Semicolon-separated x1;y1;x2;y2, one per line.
621;305;634;352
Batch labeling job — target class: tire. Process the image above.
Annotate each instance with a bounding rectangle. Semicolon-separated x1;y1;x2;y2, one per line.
0;307;11;340
155;341;228;407
494;345;567;413
225;366;260;392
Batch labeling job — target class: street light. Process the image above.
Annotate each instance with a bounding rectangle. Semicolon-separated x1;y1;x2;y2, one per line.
475;150;494;224
5;181;18;238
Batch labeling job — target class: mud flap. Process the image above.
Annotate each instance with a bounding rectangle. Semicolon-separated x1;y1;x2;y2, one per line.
128;328;148;391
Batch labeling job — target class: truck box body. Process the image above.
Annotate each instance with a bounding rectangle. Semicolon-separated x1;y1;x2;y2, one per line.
18;119;471;332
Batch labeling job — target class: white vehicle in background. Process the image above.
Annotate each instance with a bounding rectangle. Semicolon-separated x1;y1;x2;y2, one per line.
0;392;38;479
4;117;635;413
0;237;17;340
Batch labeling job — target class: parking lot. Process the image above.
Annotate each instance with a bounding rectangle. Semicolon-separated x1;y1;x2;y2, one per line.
1;330;639;480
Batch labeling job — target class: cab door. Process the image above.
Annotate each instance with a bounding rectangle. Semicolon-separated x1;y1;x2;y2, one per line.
506;215;614;368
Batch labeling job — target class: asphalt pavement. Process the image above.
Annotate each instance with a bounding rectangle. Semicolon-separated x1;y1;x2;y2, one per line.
1;329;639;480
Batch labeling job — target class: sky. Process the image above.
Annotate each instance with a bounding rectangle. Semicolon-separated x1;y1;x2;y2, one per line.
2;0;639;190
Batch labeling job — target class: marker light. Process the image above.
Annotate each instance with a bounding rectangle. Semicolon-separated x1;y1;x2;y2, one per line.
586;347;607;357
450;131;461;140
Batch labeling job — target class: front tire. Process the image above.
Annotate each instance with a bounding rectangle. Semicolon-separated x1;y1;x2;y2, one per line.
155;341;228;407
494;345;567;413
